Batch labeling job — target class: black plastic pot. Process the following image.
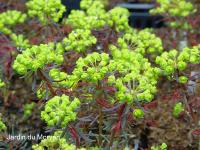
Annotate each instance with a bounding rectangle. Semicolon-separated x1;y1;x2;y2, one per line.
118;2;165;28
61;0;81;17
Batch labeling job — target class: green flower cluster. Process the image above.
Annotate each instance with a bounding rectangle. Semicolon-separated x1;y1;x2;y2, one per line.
49;53;109;88
81;0;105;16
156;45;200;81
49;52;109;87
0;116;6;132
133;108;145;119
26;0;66;24
49;52;110;89
66;0;108;30
0;79;5;88
108;7;130;32
74;52;109;83
169;21;192;30
80;0;103;10
108;44;160;103
151;143;167;150
13;43;64;74
32;135;85;150
150;0;196;29
136;30;163;54
49;68;76;88
150;0;195;17
41;94;80;127
23;102;36;119
122;30;163;55
63;29;97;52
178;45;200;64
66;0;130;32
155;50;179;75
173;102;184;118
49;44;159;103
0;10;27;34
10;34;31;50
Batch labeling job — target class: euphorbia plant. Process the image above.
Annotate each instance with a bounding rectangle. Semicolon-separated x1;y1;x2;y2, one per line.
0;0;199;149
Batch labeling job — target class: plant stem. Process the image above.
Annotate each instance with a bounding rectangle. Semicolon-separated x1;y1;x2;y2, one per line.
37;69;56;96
98;104;103;146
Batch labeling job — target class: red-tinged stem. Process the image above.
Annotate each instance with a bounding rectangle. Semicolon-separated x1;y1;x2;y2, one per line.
98;104;103;146
109;103;127;147
68;125;80;147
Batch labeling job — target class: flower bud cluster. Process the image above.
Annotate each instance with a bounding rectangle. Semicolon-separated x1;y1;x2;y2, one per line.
66;0;107;30
63;29;97;52
0;10;27;34
73;52;110;83
26;0;66;24
10;34;31;50
32;134;85;150
155;45;200;82
13;43;64;74
150;0;195;17
66;0;130;32
122;30;163;55
108;7;130;32
49;68;76;88
108;44;160;103
41;94;80;127
150;0;196;29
